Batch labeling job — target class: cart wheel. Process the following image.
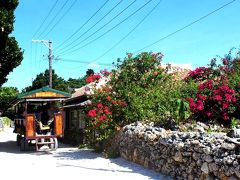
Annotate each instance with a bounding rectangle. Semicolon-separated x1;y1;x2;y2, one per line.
50;138;58;150
54;138;58;149
16;134;21;146
20;138;29;151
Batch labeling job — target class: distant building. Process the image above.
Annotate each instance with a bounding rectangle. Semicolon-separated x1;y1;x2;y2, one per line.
162;62;191;80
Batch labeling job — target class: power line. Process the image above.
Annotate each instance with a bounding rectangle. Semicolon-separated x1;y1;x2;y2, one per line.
56;0;137;55
55;58;114;66
34;43;38;70
58;0;153;56
38;44;43;71
32;0;59;38
37;0;70;38
42;0;78;39
32;40;53;87
54;0;110;51
30;42;33;76
135;0;237;53
87;0;163;66
54;0;123;53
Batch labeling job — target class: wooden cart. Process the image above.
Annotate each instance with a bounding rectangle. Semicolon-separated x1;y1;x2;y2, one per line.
12;87;70;151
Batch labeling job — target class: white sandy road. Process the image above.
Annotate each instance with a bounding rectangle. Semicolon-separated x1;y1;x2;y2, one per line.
0;127;171;180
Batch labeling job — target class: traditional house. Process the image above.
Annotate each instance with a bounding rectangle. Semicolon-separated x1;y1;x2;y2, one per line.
63;77;109;144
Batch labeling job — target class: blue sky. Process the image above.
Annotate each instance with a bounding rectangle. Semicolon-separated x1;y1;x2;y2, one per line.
3;0;240;90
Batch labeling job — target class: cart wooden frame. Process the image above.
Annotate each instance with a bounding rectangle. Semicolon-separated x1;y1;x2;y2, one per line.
12;87;70;151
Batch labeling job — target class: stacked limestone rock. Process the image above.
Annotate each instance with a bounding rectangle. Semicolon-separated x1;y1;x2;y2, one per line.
119;122;240;180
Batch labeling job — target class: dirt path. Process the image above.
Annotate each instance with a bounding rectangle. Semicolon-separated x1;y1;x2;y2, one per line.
0;127;171;180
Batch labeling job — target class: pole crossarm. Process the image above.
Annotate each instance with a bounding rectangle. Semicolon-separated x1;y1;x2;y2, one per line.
32;39;51;49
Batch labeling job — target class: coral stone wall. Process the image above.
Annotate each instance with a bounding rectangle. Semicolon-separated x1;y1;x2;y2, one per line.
119;122;240;180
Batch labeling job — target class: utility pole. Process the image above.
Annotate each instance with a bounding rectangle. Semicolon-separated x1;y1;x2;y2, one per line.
32;39;53;88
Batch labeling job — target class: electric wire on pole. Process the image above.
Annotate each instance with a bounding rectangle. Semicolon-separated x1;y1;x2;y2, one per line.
32;39;53;88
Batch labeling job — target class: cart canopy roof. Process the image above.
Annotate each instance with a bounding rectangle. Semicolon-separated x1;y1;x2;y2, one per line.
12;87;71;106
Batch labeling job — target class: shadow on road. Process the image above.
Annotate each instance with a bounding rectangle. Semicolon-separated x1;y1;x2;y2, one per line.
0;140;40;154
0;140;20;153
0;139;75;155
54;149;101;160
54;149;171;179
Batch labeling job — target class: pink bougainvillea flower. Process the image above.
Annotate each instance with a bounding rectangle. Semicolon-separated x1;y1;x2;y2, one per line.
106;96;112;101
206;80;213;90
197;94;206;101
186;98;196;110
99;115;107;122
214;95;222;101
187;67;212;82
229;89;235;94
151;53;157;58
223;112;229;120
104;106;112;115
100;69;110;76
196;100;204;111
86;75;94;83
220;86;230;92
112;100;117;105
232;97;237;103
198;84;205;91
87;109;97;117
222;103;229;110
86;74;101;83
225;94;232;102
222;58;229;65
127;53;132;58
97;103;103;109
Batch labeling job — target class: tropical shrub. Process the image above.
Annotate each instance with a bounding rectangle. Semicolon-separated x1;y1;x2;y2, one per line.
185;48;240;126
109;52;188;124
83;52;192;150
85;52;190;132
186;79;237;125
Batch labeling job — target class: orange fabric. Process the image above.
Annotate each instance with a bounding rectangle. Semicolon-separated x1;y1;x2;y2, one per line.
54;113;63;136
25;114;35;138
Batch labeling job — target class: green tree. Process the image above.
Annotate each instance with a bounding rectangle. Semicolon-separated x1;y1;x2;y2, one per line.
86;69;94;76
110;52;183;124
23;69;68;92
67;77;86;91
0;0;23;86
0;87;18;113
23;68;92;92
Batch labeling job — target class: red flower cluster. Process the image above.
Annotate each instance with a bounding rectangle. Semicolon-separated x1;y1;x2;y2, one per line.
87;109;97;117
186;80;237;122
86;74;101;83
198;80;213;91
186;97;204;111
186;67;212;82
213;85;236;120
87;103;112;128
